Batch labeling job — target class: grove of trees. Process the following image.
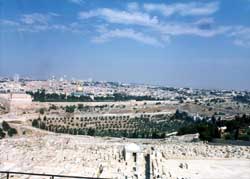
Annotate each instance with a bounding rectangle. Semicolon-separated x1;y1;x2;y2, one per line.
27;89;159;102
177;114;250;141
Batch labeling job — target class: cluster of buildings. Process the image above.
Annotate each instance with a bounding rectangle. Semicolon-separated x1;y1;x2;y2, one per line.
0;75;249;119
0;75;245;101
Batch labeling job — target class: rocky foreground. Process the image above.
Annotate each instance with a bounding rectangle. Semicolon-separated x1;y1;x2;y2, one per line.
0;133;250;179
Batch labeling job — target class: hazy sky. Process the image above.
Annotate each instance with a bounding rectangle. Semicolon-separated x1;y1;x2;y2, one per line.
0;0;250;90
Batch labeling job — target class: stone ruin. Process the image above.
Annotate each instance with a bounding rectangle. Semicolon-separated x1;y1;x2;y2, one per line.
0;134;250;179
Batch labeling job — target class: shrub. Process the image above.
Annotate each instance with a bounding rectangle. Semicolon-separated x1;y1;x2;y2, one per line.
247;129;250;135
32;119;39;128
65;105;76;113
87;128;95;136
78;104;84;110
177;124;198;135
8;128;17;137
39;108;45;114
2;121;10;131
224;133;234;140
238;134;250;141
49;105;57;110
40;122;46;129
178;123;220;142
0;128;5;138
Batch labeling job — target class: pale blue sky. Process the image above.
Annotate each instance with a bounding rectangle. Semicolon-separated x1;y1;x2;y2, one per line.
0;0;250;90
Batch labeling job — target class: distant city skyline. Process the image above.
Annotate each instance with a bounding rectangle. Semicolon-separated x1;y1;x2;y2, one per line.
1;74;250;92
0;0;250;90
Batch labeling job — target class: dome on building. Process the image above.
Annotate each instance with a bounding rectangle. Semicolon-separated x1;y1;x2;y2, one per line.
77;86;83;92
125;143;141;153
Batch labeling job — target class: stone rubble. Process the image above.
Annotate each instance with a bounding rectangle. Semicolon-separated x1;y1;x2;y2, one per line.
0;134;250;179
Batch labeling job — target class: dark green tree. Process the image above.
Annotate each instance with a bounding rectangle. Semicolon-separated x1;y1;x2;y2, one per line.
32;119;39;128
87;128;95;136
2;121;10;131
8;128;17;137
0;128;6;139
